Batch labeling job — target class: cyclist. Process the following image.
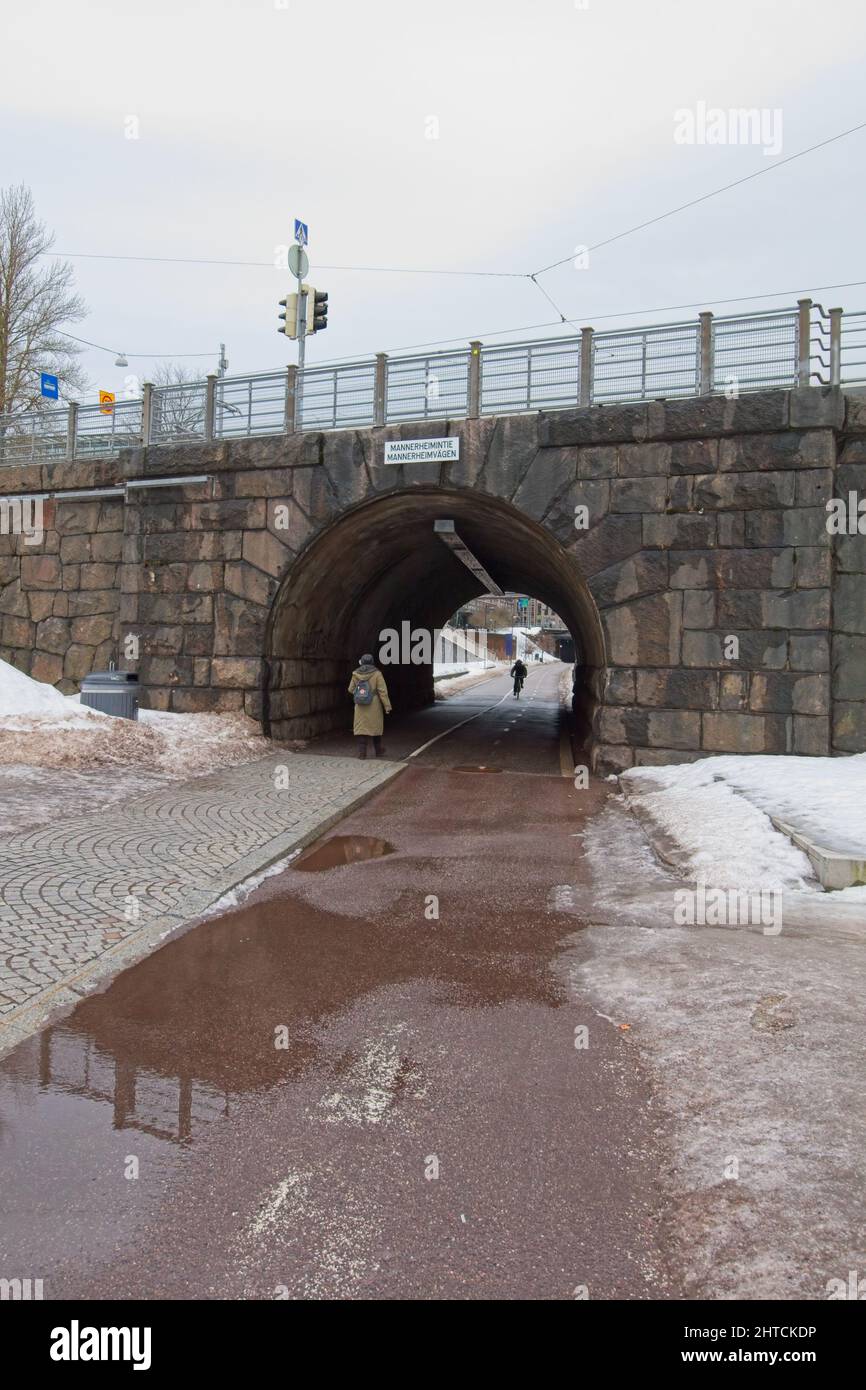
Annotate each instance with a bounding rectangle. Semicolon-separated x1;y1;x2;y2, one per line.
510;658;528;698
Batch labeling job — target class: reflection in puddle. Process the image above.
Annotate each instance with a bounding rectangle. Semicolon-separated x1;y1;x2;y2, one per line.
292;835;395;871
453;766;504;774
13;1027;230;1145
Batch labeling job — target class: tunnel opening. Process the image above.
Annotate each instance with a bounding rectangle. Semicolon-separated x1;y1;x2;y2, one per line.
263;488;606;756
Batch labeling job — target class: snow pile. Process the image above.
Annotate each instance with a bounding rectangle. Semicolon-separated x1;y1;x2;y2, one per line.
0;656;88;718
622;753;866;899
0;658;271;775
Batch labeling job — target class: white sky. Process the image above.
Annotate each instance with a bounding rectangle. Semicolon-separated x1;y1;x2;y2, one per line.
2;0;866;401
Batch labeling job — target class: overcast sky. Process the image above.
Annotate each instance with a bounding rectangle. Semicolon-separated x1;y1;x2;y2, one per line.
3;0;866;401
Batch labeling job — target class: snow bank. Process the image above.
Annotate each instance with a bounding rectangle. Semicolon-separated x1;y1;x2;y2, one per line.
0;658;271;775
0;656;82;717
622;752;866;899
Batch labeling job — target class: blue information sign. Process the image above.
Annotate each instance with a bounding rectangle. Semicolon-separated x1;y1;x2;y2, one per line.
41;372;59;400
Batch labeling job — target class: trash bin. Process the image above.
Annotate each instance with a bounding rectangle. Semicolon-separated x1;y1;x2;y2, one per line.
80;669;140;721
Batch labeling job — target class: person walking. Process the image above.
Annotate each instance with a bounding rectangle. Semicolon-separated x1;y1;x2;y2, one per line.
348;653;392;758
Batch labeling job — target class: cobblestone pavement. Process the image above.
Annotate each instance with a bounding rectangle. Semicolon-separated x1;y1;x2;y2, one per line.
0;752;402;1057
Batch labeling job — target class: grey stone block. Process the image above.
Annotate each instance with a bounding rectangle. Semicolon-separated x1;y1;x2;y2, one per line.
832;635;866;700
788;634;830;672
795;469;835;507
833;702;866;752
833;574;866;634
617;442;671;477
762;589;831;630
701;711;788;754
539;404;648;447
609;476;667;513
633;748;707;766
794;547;832;588
573;514;643;577
577;446;618;479
748;672;830;716
717;590;766;628
788;387;844;429
604;668;635;704
670;438;719;474
694;470;796;511
668;552;715;589
594;743;635;774
642;514;717;549
718;429;833;472
717;513;745;546
602;591;682;667
682;629;788;670
635;668;718;709
646;709;701;749
590;552;669;606
836;532;866;574
719;672;749;710
682;589;716;629
792;715;830;756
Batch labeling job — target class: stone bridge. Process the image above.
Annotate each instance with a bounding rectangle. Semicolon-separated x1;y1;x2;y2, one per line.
1;386;864;773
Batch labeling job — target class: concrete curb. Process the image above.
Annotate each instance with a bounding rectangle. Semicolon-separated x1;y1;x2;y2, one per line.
621;777;866;896
769;817;866;891
0;754;405;1062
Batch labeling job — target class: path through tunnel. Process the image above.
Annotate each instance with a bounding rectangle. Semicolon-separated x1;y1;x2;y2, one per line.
263;488;606;752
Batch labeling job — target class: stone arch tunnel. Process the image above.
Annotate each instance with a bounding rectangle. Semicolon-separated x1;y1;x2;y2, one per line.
1;386;864;771
262;486;605;742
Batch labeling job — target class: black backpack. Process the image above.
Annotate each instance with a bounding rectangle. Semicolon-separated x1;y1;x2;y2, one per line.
353;676;375;705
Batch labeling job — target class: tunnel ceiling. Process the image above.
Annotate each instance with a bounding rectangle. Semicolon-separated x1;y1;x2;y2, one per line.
267;488;605;666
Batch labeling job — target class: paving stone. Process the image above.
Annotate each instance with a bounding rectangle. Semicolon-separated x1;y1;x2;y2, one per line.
0;753;402;1054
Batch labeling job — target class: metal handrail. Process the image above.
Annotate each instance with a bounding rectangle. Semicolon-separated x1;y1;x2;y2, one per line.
0;300;860;466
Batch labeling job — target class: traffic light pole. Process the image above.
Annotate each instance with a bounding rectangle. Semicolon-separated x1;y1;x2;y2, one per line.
294;274;307;431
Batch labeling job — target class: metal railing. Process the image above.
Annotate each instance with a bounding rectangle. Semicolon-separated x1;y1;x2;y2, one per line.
0;299;861;467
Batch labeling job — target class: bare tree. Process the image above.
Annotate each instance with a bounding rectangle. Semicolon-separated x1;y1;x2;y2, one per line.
0;184;87;415
150;361;208;440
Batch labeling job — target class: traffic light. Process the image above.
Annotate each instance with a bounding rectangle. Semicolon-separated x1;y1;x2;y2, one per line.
278;293;299;339
305;287;329;333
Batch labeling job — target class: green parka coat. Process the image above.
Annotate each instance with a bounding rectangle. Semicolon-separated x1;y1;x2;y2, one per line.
348;666;392;736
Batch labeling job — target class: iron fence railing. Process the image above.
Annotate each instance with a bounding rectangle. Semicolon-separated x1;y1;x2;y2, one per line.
215;370;288;438
481;337;583;413
297;359;377;431
74;398;143;456
838;309;866;386
1;300;862;466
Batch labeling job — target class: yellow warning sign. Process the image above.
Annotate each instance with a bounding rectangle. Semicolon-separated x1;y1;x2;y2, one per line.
99;390;115;415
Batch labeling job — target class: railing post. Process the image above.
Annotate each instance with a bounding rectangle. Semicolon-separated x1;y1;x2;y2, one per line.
467;341;482;418
374;352;388;426
66;402;78;460
579;327;594;406
285;364;297;434
698;311;714;395
141;382;153;446
797;298;812;387
829;307;843;386
204;374;216;442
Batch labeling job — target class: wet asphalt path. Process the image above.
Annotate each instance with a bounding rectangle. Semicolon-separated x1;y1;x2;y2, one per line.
299;660;571;773
0;665;677;1300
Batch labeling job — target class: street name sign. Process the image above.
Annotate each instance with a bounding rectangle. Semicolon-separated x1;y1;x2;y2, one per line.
40;372;59;400
384;437;459;465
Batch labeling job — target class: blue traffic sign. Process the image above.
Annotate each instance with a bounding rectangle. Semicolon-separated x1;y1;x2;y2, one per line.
40;372;59;400
294;218;308;246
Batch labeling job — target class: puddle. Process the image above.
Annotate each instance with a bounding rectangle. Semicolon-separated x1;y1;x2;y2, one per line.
453;765;504;774
292;835;396;871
